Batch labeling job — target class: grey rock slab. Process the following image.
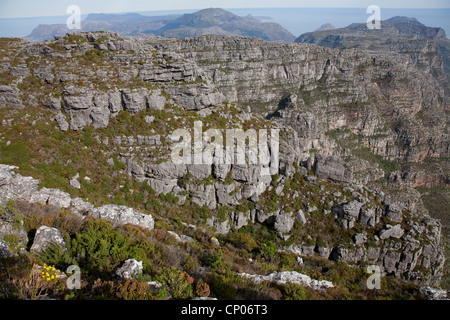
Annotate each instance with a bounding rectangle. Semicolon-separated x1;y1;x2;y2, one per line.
274;212;295;235
386;202;403;223
54;112;69;131
86;205;154;230
115;259;143;279
240;271;333;291
30;226;66;253
313;154;353;184
379;224;405;240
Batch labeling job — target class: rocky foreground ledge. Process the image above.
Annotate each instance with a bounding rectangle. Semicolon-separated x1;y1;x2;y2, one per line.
0;164;154;230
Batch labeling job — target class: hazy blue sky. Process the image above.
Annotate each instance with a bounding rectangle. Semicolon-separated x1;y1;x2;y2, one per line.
1;0;449;18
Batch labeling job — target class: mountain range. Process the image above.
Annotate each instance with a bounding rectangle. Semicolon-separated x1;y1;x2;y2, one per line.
25;8;296;43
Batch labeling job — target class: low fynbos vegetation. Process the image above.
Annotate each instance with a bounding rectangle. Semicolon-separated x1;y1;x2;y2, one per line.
0;200;426;300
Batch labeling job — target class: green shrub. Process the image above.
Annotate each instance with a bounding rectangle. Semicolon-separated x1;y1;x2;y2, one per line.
207;249;224;270
159;192;179;205
192;205;211;220
44;220;130;278
283;283;307;300
228;232;258;252
145;199;163;213
260;241;277;259
142;180;155;195
279;252;296;270
157;267;193;299
112;157;126;170
216;206;230;222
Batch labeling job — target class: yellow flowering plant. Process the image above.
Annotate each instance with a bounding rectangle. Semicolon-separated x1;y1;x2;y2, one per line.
40;264;59;284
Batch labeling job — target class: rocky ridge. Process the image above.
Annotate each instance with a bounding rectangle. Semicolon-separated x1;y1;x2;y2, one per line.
0;164;154;231
0;32;447;287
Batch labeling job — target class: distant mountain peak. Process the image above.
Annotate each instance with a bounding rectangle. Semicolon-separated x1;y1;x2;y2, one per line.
315;23;336;31
195;8;233;16
156;8;295;42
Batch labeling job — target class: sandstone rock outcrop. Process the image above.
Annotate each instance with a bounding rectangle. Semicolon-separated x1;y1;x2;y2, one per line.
30;226;66;253
0;164;154;231
86;205;154;230
240;271;334;291
115;259;143;279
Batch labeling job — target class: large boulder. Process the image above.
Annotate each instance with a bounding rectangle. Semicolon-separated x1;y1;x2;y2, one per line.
70;197;94;215
240;271;333;292
54;112;69;131
0;85;24;108
120;88;148;113
296;209;307;225
63;91;93;110
231;211;250;230
379;224;405;240
115;259;143;279
147;90;166;110
86;205;154;230
30;226;66;253
313;154;353;184
385;202;403;223
332;200;363;229
0;165;17;188
30;187;72;208
0;173;40;205
274;212;295;237
359;207;376;227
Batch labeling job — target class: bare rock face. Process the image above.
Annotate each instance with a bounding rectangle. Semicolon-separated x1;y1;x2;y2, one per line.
240;271;334;292
314;154;353;184
379;224;405;240
420;286;449;300
0;85;24;108
54;112;69;131
274;212;295;236
0;169;40;205
385;202;403;223
115;259;143;279
86;205;154;230
30;226;66;253
332;200;363;229
187;183;217;209
30;188;72;208
0;165;17;188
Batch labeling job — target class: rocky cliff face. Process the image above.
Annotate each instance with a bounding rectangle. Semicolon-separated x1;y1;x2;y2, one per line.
0;32;447;287
149;34;449;187
295;16;450;100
